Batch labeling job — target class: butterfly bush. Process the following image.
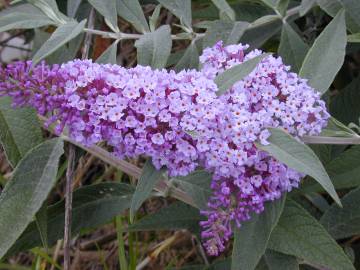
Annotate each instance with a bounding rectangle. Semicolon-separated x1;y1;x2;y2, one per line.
0;41;329;256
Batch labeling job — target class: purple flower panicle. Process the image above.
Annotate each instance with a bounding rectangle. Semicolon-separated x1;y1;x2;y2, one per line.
0;41;329;256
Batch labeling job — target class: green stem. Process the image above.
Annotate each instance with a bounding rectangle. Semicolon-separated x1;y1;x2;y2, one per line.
116;216;128;270
302;135;360;145
82;5;302;41
128;228;137;270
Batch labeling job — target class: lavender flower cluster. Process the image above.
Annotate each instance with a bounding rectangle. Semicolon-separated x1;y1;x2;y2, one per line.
0;41;329;256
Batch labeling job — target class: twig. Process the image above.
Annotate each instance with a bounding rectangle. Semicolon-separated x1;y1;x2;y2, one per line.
82;8;95;59
194;236;209;266
79;231;119;250
50;240;63;270
57;133;196;207
64;9;97;269
302;135;360;145
0;30;27;46
82;5;302;42
64;144;75;270
0;44;31;51
135;231;184;270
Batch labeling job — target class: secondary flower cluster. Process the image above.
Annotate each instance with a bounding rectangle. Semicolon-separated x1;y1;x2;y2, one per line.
0;41;329;256
198;41;329;255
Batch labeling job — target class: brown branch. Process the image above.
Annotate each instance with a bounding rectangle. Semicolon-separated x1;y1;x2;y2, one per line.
64;144;75;270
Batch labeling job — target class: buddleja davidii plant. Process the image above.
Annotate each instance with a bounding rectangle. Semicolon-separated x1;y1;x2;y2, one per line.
0;0;359;270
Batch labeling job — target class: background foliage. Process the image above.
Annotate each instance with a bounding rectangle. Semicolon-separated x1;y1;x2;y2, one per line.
0;0;360;269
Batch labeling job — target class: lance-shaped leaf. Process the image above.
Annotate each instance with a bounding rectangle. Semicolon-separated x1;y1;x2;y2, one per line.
67;0;82;18
0;97;43;167
278;23;309;72
0;138;63;259
203;20;249;48
0;4;53;33
338;0;360;32
330;76;360;125
256;128;340;206
35;203;48;249
268;199;355;270
174;170;212;209
157;0;192;29
6;183;133;257
261;250;299;270
89;0;119;32
232;196;286;270
317;0;360;33
32;29;84;65
241;19;282;50
135;25;172;69
215;53;270;95
321;186;360;239
174;42;199;72
299;9;346;94
32;19;87;65
211;0;236;21
301;145;360;192
128;202;201;234
117;0;149;33
96;41;119;64
300;0;316;16
130;159;165;221
348;33;360;43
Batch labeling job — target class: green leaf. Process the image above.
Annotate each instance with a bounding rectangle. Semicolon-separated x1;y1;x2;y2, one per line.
130;159;164;221
88;0;119;32
149;4;162;32
157;0;192;29
210;259;231;270
268;199;355;270
174;170;212;209
32;19;87;65
317;0;360;33
260;0;277;8
263;250;299;270
231;3;273;22
300;0;316;16
26;0;68;24
301;145;360;192
348;33;360;43
232;196;285;270
202;20;249;48
241;19;282;49
321;186;360;239
128;202;201;233
0;4;53;33
35;203;48;250
0;97;43;167
278;23;309;72
215;53;270;96
6;183;133;257
135;25;172;69
0;138;64;259
211;0;236;21
32;29;84;65
339;0;360;32
330;76;360;125
174;42;199;72
116;0;150;33
67;0;82;17
299;9;346;94
260;0;289;16
96;41;118;64
256;128;340;205
320;117;358;138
